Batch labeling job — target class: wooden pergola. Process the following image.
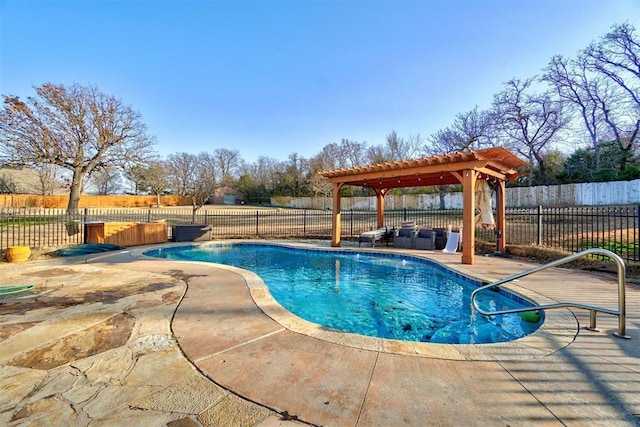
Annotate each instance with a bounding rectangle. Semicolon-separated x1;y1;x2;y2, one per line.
318;147;528;265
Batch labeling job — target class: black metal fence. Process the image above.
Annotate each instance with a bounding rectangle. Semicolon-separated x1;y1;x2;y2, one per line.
1;205;638;263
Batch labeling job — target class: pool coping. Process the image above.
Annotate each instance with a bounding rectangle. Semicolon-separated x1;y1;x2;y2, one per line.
131;240;577;361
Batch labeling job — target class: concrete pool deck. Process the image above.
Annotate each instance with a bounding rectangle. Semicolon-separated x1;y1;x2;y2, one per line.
1;240;639;426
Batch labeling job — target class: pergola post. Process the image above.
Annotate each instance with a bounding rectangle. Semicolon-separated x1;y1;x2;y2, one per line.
331;183;343;247
374;189;386;228
495;180;506;252
461;170;477;265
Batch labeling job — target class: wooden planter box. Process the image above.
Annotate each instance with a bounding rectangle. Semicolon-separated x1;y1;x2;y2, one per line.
85;222;167;247
172;225;212;242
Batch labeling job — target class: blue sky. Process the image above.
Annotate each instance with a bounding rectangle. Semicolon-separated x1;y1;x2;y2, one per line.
1;0;639;164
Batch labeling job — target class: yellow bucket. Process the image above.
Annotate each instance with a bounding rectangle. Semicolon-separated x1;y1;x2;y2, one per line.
5;246;31;263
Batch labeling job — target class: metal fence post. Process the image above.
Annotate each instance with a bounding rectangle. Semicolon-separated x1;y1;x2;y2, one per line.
82;208;89;244
303;210;307;234
255;211;259;236
537;205;543;245
350;210;354;237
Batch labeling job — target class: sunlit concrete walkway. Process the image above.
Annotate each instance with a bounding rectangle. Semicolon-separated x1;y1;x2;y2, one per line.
1;240;639;426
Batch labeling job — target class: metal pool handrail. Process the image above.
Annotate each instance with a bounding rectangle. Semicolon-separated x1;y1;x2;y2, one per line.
470;248;630;339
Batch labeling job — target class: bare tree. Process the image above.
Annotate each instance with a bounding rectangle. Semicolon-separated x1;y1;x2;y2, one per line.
365;144;387;164
308;171;333;200
424;107;495;208
89;166;122;195
341;139;368;167
311;140;368;197
317;139;369;170
0;171;17;193
385;130;406;161
493;78;568;185
315;142;342;171
236;156;283;203
426;128;460;156
584;23;640;170
0;83;156;213
242;156;282;193
424;129;461;209
588;75;635;171
142;161;168;206
192;151;217;213
124;164;148;195
31;163;63;195
213;148;237;187
166;152;195;195
406;133;426;158
425;107;495;155
166;152;216;220
584;23;640;107
543;55;608;169
377;130;425;162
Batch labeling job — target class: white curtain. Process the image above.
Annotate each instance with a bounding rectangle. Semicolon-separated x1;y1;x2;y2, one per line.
475;179;495;229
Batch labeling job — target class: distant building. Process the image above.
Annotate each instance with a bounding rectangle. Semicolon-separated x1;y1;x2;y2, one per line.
207;187;244;205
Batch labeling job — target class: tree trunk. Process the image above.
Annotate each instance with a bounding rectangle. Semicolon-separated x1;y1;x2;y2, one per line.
528;152;535;186
438;186;446;210
66;170;84;215
619;145;631;171
538;158;547;185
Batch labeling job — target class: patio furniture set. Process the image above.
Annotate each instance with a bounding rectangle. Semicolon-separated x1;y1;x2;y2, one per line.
358;221;461;252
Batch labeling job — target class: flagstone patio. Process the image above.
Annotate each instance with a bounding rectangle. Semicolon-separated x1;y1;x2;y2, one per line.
1;241;638;426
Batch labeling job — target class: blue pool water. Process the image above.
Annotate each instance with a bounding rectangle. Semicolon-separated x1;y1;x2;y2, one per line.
146;243;542;344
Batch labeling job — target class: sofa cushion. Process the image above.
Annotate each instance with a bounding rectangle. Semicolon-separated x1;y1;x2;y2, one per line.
418;229;433;238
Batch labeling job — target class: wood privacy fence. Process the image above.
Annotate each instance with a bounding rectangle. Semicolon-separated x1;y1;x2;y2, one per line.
1;205;638;264
0;194;192;208
3;178;640;210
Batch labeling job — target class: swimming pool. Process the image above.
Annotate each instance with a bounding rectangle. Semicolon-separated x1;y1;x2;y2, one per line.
146;243;542;344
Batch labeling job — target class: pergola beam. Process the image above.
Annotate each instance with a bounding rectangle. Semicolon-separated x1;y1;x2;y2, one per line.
322;160;513;185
